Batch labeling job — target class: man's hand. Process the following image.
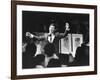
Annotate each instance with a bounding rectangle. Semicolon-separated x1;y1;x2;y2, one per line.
65;22;70;31
26;32;34;38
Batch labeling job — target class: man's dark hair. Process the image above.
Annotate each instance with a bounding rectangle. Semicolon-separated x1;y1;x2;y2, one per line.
25;43;36;56
47;59;61;67
34;54;45;65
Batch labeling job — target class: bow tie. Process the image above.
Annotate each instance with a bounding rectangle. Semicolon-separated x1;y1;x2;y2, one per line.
48;34;55;43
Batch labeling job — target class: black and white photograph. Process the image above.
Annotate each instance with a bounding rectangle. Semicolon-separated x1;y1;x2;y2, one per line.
11;1;97;79
22;11;89;68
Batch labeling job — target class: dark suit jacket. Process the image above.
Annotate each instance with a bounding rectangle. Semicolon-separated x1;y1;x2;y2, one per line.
34;30;69;55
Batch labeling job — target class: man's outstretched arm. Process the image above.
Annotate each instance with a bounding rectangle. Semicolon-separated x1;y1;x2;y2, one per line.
58;22;70;39
26;32;45;40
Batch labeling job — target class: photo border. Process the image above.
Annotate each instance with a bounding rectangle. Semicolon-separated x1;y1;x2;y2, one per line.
11;1;97;80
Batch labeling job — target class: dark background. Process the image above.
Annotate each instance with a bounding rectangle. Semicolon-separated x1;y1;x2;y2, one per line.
22;11;89;43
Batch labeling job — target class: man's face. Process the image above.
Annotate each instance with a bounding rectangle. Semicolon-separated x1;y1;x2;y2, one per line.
49;25;55;33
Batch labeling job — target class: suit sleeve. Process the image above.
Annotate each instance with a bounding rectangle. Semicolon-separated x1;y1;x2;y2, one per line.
57;30;69;39
32;35;46;41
